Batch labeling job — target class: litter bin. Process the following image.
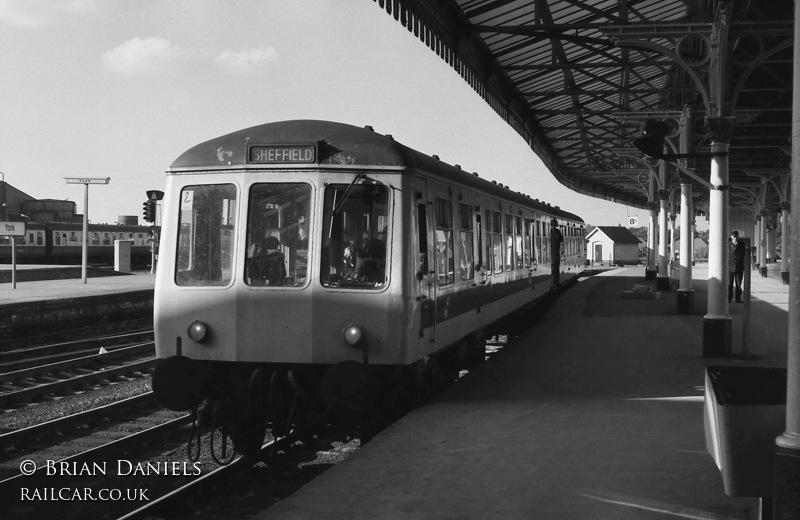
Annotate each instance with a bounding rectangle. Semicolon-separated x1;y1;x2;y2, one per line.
704;365;786;497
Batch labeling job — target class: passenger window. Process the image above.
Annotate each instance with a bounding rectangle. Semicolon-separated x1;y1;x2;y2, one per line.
524;219;532;267
504;214;514;272
435;198;454;286
483;209;493;272
417;203;429;276
320;180;390;289
492;212;503;274
175;184;237;286
245;183;311;287
515;216;524;269
458;203;474;281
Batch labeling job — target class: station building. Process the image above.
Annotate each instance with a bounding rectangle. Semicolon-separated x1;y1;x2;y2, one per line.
585;226;641;265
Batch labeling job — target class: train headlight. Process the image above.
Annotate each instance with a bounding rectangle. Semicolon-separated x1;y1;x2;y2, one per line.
342;323;363;347
187;320;209;343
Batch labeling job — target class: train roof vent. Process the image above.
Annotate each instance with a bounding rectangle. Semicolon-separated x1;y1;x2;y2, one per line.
492;180;497;184
385;134;394;140
432;155;440;160
473;172;479;177
364;125;374;131
454;164;461;169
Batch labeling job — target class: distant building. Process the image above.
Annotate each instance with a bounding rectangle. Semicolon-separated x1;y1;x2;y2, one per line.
585;226;641;265
23;199;78;222
0;181;137;225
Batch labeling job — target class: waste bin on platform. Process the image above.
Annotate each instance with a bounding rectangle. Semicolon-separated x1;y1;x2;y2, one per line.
704;365;786;497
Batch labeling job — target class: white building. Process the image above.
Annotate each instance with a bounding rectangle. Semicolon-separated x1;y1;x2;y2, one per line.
585;226;641;265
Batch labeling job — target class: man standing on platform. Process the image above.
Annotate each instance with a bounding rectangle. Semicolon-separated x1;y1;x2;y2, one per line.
550;218;563;287
729;230;746;303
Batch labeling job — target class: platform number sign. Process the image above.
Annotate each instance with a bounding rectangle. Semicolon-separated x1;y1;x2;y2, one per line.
627;216;639;227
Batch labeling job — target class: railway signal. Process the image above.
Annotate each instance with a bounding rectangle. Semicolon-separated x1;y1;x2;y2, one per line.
143;200;156;223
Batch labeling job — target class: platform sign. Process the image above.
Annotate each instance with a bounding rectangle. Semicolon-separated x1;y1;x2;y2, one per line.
0;221;26;236
627;216;639;227
64;177;111;185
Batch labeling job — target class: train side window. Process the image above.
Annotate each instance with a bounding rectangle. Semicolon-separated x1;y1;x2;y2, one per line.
492;212;503;274
434;198;454;286
320;180;390;289
483;209;492;272
458;203;474;281
175;184;237;287
504;214;514;272
515;216;523;269
245;183;311;288
475;209;483;271
524;219;532;267
417;203;429;276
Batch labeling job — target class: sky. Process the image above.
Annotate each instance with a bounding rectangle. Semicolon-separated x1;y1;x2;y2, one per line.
0;0;645;228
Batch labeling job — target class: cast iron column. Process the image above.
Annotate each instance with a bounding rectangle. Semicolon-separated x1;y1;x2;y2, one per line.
657;188;671;290
703;118;732;357
678;183;694;313
760;210;769;277
773;3;800;514
781;201;790;284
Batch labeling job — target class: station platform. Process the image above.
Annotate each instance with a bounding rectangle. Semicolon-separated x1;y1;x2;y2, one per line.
257;264;789;520
0;267;155;337
0;266;155;304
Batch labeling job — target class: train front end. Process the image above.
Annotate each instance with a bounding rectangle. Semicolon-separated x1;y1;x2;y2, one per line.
151;121;412;456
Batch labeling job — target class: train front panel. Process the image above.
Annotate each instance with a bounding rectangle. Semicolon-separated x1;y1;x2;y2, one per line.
154;169;415;368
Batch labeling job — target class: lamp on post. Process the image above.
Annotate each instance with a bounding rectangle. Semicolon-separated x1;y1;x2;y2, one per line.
64;177;110;284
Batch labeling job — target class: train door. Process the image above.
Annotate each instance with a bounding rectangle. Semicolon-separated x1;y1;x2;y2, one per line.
415;177;436;342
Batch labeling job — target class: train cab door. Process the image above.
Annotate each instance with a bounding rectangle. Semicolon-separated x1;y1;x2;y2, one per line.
414;177;436;342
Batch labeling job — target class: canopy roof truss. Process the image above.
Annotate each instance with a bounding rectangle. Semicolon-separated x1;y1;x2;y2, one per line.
374;0;794;214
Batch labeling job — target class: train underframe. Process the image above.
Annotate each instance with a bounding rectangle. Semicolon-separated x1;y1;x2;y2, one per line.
152;337;487;463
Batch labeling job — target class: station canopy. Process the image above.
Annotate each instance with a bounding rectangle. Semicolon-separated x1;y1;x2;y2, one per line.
374;0;794;212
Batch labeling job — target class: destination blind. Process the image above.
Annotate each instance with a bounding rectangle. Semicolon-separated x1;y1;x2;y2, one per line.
249;144;316;164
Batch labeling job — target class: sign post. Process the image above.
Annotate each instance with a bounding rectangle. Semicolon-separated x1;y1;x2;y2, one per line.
0;221;26;289
64;177;110;283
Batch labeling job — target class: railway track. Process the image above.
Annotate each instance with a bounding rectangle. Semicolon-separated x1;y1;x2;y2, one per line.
0;330;156;410
0;387;193;519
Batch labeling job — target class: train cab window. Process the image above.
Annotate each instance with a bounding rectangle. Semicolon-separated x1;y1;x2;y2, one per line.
434;198;454;286
458;203;474;281
320;179;390;289
245;183;311;288
175;184;237;287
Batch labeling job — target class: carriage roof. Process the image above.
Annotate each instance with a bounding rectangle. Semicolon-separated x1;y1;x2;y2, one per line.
170;119;583;224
